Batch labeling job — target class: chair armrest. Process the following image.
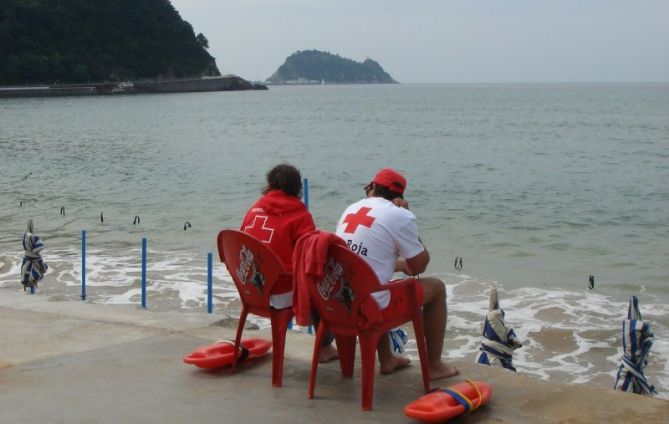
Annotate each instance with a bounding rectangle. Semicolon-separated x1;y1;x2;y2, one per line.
375;278;418;291
372;278;422;309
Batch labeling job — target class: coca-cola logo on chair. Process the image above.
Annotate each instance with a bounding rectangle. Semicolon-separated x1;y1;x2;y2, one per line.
317;257;354;313
236;244;265;295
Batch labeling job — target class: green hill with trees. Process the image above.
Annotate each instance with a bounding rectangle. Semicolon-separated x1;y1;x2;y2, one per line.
267;50;397;84
0;0;220;85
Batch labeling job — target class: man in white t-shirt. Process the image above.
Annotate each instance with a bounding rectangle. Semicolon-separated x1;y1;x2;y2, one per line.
335;168;459;380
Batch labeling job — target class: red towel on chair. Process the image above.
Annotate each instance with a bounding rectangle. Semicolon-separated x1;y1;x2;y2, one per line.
292;231;347;326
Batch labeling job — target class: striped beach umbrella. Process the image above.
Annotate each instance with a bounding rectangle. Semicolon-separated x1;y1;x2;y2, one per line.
475;287;522;371
390;327;409;353
21;219;48;291
613;296;657;395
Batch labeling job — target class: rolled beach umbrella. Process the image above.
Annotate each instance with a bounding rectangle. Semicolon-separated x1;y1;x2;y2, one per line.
475;287;522;371
21;219;48;291
390;327;409;354
613;296;657;395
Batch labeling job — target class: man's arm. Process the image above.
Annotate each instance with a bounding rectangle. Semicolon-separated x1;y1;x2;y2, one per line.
392;198;428;275
395;258;412;274
405;248;430;275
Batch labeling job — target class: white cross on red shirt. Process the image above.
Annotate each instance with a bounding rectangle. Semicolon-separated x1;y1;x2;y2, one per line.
244;215;275;243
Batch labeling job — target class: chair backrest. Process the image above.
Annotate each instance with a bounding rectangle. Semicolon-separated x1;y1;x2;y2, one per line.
307;244;384;330
217;229;289;310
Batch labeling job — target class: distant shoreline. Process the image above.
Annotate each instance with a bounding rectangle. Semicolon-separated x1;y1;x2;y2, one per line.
265;81;399;86
0;76;267;99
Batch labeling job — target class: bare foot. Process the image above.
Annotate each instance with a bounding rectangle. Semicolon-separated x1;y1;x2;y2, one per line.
318;344;339;363
380;355;411;374
429;362;459;380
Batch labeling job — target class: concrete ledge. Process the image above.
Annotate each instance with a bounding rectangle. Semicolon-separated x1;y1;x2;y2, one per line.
1;289;666;423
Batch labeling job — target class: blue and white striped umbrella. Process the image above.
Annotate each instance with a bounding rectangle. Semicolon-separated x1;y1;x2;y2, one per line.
475;287;522;371
613;296;657;395
390;327;408;354
21;219;48;290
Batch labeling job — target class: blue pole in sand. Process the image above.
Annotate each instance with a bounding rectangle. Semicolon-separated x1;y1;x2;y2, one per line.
81;230;86;301
303;177;309;209
302;177;314;334
207;252;213;314
141;237;147;309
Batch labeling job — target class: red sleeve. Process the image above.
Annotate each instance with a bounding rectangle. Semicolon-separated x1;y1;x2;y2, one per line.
293;209;316;241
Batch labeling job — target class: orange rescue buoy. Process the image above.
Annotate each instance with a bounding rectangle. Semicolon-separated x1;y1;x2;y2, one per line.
183;338;272;369
404;380;491;423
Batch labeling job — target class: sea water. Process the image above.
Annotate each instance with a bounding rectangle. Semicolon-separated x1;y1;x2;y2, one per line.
1;83;668;397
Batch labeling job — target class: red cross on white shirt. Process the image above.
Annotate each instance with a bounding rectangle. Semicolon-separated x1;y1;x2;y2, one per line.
342;207;376;233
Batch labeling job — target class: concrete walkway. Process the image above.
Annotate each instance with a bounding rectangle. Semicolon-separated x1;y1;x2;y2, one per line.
1;289;666;423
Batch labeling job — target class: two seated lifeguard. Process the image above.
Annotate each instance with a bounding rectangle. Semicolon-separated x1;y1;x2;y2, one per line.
240;164;458;380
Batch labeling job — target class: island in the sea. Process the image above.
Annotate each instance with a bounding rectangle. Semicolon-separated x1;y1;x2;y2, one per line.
0;0;265;97
267;50;397;84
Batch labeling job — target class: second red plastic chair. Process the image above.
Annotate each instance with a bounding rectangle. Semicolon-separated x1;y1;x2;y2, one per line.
307;243;431;410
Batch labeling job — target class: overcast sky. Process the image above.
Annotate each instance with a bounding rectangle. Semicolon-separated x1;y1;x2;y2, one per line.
170;0;669;83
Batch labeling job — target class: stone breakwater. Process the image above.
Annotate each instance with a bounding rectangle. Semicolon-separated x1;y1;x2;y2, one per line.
0;76;267;98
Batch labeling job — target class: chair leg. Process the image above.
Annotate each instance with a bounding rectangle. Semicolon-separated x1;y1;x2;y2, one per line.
270;308;292;387
334;335;356;378
359;333;380;411
308;323;327;399
232;308;248;372
412;315;431;394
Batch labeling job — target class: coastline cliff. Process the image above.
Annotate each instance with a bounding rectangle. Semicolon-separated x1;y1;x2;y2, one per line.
0;0;219;85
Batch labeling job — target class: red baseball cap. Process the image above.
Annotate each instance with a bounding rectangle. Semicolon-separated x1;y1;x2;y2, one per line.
372;168;406;196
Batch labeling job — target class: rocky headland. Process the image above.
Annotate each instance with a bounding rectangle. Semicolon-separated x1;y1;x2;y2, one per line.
267;50;397;84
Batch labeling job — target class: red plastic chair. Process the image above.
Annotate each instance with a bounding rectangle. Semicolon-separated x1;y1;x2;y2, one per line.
217;229;294;387
307;244;431;410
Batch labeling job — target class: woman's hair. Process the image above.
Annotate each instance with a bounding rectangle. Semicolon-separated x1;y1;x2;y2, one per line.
263;163;302;197
371;183;403;201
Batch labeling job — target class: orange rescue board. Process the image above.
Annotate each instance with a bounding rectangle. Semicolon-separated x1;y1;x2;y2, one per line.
404;380;491;423
183;338;272;369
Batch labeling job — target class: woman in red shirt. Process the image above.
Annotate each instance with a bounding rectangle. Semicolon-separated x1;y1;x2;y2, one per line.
241;164;337;362
241;164;315;278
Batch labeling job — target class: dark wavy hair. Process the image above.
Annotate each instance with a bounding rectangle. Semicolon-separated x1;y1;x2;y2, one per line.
263;163;302;197
366;182;402;201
